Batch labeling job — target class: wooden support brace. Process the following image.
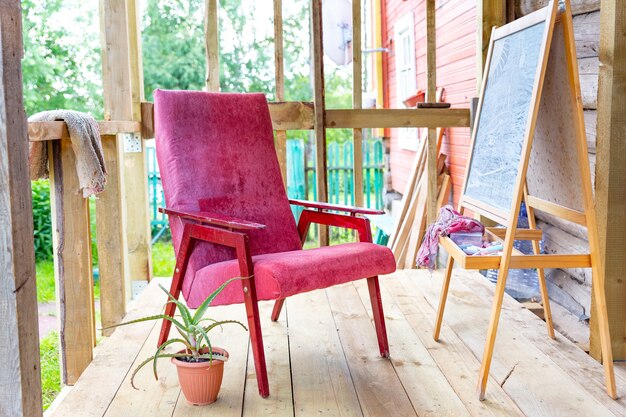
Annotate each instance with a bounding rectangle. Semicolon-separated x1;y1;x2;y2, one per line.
426;0;438;223
101;0;152;296
49;139;96;385
96;135;128;336
0;2;43;414
312;0;329;246
592;0;626;362
273;0;288;187
352;0;364;208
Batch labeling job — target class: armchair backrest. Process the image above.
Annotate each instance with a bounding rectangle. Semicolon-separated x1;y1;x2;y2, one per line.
154;90;301;290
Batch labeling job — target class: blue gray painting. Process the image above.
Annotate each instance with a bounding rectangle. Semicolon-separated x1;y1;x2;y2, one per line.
465;22;545;212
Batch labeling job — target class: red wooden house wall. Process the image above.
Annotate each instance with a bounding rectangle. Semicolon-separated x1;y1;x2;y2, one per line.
383;0;476;207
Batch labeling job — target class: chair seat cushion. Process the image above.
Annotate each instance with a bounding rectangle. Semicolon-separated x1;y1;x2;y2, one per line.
184;242;396;308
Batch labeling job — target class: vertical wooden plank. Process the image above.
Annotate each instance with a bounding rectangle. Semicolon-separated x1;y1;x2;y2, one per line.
426;0;438;223
591;0;626;362
96;136;126;335
477;0;506;88
0;2;43;415
205;0;219;92
100;0;152;300
99;0;131;317
49;139;95;385
125;0;152;287
312;0;329;246
353;0;364;208
274;0;288;187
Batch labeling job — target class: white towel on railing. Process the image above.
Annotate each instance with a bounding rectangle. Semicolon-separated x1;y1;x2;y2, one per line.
29;110;107;197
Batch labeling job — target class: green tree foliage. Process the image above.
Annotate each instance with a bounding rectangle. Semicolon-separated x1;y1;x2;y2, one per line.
21;0;103;117
31;180;53;261
142;0;207;101
141;0;353;129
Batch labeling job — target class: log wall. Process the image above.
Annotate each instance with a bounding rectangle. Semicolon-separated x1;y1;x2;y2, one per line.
516;0;600;333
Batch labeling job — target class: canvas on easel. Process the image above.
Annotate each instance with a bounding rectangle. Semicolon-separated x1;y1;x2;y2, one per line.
430;0;617;400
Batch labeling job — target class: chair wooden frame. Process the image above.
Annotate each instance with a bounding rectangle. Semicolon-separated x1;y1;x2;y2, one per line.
157;201;390;398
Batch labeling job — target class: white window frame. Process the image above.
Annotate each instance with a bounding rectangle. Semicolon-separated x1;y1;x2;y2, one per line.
394;13;419;151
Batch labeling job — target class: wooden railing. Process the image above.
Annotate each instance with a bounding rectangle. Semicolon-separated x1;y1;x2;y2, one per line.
26;102;470;385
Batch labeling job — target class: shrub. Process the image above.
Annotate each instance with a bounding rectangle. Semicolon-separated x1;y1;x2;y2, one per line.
32;179;53;261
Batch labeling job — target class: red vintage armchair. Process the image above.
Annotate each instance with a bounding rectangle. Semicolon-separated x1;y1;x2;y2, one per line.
153;90;396;398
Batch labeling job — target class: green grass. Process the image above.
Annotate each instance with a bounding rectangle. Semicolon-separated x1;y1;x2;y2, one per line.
36;260;56;303
152;241;175;277
40;331;61;411
36;260;101;303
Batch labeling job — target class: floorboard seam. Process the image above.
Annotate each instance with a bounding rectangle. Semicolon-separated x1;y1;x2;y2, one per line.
101;319;159;417
324;287;366;417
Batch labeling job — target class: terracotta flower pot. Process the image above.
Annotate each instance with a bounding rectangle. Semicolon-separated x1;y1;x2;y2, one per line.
172;347;228;405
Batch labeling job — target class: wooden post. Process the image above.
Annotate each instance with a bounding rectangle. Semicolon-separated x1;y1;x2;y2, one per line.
353;0;364;208
477;0;505;88
96;136;126;335
49;139;96;385
312;0;329;246
0;2;43;415
592;0;626;360
274;0;288;186
100;0;152;304
426;0;438;223
475;1;505;228
205;0;219;92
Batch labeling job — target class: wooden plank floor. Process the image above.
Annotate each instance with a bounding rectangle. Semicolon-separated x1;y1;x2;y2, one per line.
48;270;626;417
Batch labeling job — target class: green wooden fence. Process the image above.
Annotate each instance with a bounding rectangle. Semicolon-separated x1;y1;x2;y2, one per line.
147;138;385;242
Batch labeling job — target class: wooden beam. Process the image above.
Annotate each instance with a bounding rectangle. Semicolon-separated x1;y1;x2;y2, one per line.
205;0;219;91
485;227;543;240
101;0;152;301
525;195;587;226
426;0;438;223
477;0;506;88
515;0;600;17
0;2;43;415
49;139;95;385
28;120;140;142
312;0;329;246
325;108;471;129
592;0;626;360
119;103;470;135
353;0;364;208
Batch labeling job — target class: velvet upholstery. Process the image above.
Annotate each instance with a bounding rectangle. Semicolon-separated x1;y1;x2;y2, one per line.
154;89;396;308
188;242;396;306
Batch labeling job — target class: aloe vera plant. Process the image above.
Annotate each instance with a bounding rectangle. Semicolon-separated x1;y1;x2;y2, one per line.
104;277;247;388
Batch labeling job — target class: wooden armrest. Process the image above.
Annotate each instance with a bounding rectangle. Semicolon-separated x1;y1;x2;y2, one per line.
289;199;384;215
159;207;265;230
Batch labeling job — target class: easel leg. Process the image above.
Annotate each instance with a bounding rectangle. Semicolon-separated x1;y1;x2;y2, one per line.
591;263;617;399
433;256;454;341
525;195;555;339
477;267;509;400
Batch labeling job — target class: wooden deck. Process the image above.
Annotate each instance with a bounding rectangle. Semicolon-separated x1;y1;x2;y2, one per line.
48;269;626;417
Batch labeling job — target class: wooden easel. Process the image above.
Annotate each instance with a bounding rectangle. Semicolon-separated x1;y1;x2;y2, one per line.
431;0;617;400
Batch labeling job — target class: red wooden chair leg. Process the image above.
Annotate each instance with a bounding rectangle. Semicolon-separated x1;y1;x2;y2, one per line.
158;226;193;347
241;278;270;397
271;298;285;322
367;276;389;358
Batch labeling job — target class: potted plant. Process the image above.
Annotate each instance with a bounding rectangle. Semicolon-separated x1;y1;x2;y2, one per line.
105;278;247;405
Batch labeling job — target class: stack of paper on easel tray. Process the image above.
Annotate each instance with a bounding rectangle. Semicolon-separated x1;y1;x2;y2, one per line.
387;135;451;269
